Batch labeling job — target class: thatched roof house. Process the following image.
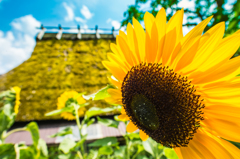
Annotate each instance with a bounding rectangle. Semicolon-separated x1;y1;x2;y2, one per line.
0;26;117;121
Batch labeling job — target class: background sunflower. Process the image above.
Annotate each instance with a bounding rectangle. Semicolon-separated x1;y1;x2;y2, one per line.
11;86;21;115
57;91;86;120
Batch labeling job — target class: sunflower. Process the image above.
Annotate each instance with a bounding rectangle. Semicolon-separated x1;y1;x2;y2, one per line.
57;91;86;120
11;86;21;114
103;8;240;158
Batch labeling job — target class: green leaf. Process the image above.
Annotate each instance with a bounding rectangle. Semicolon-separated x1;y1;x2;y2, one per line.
98;146;113;155
127;133;140;140
85;106;121;119
19;147;35;159
164;148;178;159
87;150;98;159
45;106;74;116
142;138;155;157
57;153;75;159
0;104;15;135
83;85;114;100
38;139;48;157
97;116;119;128
114;146;126;158
26;122;40;146
74;134;87;151
86;118;95;127
49;127;72;138
59;138;76;154
88;137;118;147
0;144;16;159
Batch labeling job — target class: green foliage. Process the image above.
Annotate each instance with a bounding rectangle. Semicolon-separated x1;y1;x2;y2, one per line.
164;148;178;159
83;84;114;100
59;138;76;154
89;137;118;147
98;146;114;155
97;116;120;128
0;104;15;137
49;127;73;138
26;122;40;147
0;144;16;159
85;106;121;119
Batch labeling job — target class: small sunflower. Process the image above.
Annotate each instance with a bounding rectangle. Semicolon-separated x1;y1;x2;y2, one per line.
11;86;21;114
57;91;86;120
103;8;240;158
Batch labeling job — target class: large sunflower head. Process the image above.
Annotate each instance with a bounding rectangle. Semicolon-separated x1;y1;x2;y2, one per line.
103;8;240;158
57;91;86;120
11;86;21;114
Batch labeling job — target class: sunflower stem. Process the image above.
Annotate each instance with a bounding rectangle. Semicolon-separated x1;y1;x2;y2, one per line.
124;134;130;159
74;103;85;157
2;127;26;142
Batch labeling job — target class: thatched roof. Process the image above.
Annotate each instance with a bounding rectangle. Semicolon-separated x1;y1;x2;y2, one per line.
0;31;116;121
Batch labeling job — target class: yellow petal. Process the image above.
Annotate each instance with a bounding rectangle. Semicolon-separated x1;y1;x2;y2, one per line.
126;121;138;133
144;12;155;35
107;89;121;99
155;8;166;63
107;53;128;73
105;97;122;105
174;36;200;72
110;43;131;70
162;28;177;66
127;23;141;64
192;55;240;84
117;35;136;66
180;146;202;159
174;148;183;159
188;137;215;159
139;130;149;141
217;137;240;158
166;9;183;43
182;22;225;74
145;22;159;63
194;131;233;158
118;114;130;121
110;77;122;89
132;17;146;62
203;118;240;142
121;106;126;114
186;34;240;79
181;16;212;47
102;61;126;81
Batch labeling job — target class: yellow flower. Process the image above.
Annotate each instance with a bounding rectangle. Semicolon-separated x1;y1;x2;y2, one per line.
11;86;21;114
57;91;86;120
103;8;240;158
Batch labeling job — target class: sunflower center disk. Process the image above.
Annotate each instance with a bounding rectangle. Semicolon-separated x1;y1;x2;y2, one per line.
121;63;205;148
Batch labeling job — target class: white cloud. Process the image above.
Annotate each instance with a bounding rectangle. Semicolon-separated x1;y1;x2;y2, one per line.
106;18;121;30
75;17;86;23
63;2;74;21
11;15;41;36
0;15;40;74
178;0;195;8
80;5;94;19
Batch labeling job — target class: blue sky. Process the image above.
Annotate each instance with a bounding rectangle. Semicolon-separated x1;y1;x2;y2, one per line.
0;0;237;74
0;0;136;74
